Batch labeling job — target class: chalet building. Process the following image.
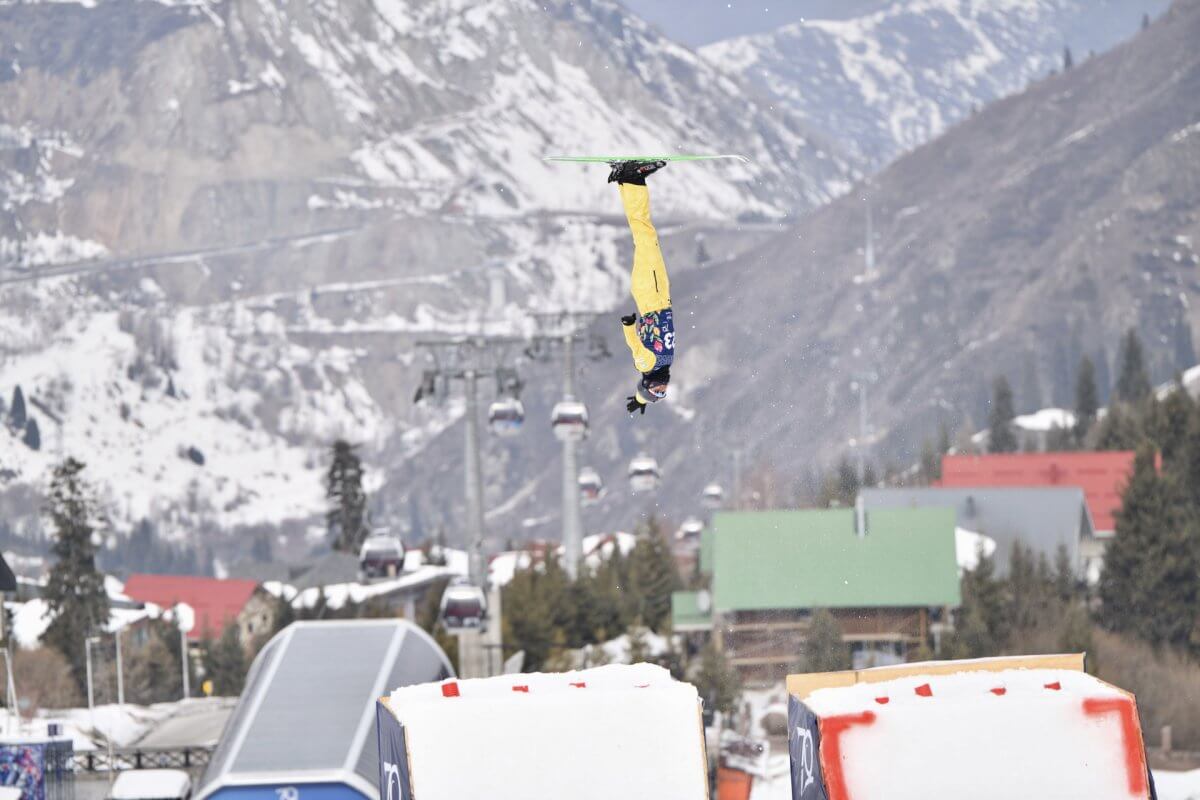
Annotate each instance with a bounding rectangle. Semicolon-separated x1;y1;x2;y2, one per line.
863;486;1095;578
938;451;1138;534
937;451;1144;577
673;507;960;686
122;574;277;648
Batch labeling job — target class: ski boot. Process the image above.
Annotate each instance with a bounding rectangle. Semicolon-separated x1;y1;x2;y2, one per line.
607;159;667;185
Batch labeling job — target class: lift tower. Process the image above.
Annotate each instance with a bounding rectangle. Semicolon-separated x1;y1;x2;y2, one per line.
413;335;525;586
524;312;610;579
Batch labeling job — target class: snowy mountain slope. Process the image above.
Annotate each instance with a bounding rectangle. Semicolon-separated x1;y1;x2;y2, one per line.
702;0;1170;168
0;0;851;268
0;277;388;541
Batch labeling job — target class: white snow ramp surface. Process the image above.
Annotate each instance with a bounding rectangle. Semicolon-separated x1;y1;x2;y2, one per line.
800;666;1149;800
382;663;706;800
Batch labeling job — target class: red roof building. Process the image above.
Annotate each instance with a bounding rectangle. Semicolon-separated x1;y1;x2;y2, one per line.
939;451;1141;533
123;574;261;640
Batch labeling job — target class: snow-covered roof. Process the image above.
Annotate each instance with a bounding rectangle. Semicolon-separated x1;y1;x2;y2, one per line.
110;769;191;800
196;620;452;800
289;564;460;612
1012;407;1076;432
487;532;635;587
9;597;191;649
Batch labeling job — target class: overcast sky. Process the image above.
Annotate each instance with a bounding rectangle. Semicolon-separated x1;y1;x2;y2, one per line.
619;0;891;46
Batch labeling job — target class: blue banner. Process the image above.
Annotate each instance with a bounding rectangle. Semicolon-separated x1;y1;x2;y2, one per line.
375;701;411;800
788;697;828;800
0;744;46;800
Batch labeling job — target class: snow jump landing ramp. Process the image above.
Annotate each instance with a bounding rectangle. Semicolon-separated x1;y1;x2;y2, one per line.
786;653;1153;800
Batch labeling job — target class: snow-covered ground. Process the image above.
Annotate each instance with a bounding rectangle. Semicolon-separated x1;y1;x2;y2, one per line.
1156;770;1200;800
8;697;227;752
0;277;389;541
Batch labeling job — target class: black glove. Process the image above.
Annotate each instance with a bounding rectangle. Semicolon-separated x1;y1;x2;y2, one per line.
626;396;646;415
621;314;637;326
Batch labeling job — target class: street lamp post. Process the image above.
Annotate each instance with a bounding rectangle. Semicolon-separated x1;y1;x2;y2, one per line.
84;636;100;714
114;629;124;707
0;647;19;737
180;627;190;700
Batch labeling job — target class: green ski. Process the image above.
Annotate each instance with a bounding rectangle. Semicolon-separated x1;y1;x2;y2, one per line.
544;154;750;164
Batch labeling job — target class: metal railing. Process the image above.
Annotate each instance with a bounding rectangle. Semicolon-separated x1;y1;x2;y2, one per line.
67;746;214;773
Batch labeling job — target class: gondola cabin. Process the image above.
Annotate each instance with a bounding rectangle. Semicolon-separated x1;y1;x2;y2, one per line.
439;582;488;630
359;534;406;579
677;517;704;541
487;397;525;437
578;467;604;505
551;399;589;442
702;483;724;510
628;454;661;494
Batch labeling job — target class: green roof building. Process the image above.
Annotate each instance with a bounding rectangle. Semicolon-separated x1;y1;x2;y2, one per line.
673;506;961;684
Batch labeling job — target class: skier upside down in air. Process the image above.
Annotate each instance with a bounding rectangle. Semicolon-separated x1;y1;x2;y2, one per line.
610;160;674;416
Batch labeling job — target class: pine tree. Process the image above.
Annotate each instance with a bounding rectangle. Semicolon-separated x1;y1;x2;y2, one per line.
804;609;850;672
326;440;368;553
953;550;1008;655
1098;447;1200;649
1058;604;1096;674
626;620;651;664
1157;388;1193;469
1184;404;1200;511
943;603;993;660
1114;329;1152;403
126;634;182;704
9;386;26;430
1008;543;1054;631
201;623;247;696
1094;405;1141;450
1054;543;1076;602
988;376;1018;453
919;439;939;485
693;640;740;716
569;564;622;645
502;565;565;671
1074;356;1099;444
23;418;40;450
1063;45;1074;70
1142;12;1150;30
41;458;111;690
625;523;680;632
